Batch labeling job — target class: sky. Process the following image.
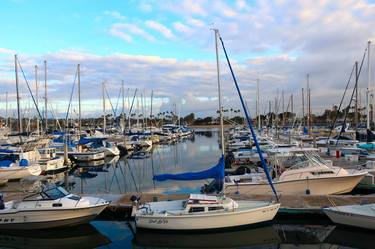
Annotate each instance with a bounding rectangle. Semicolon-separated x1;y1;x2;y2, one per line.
1;0;375;118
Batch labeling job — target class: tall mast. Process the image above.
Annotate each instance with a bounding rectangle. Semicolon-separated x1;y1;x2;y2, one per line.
214;29;225;155
355;61;359;130
121;80;125;133
367;41;371;130
150;90;153;133
102;81;106;134
77;64;81;136
257;78;260;131
307;74;311;135
44;60;48;133
15;54;22;133
5;92;8;128
291;94;294;124
35;65;39;135
301;88;305;126
282;89;285;126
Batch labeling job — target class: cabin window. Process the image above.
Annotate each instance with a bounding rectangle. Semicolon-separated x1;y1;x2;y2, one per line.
208;206;224;211
189;207;204;213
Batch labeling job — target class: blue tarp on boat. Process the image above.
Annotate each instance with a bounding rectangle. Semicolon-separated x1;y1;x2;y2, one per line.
78;137;106;145
0;160;13;167
357;143;375;150
153;155;225;181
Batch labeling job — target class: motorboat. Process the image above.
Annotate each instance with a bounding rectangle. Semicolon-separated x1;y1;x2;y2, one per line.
0;158;41;181
38;148;66;173
0;185;109;229
324;203;375;230
222;152;367;195
133;194;279;230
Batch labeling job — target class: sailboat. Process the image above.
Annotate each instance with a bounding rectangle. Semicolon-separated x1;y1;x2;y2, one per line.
132;30;280;230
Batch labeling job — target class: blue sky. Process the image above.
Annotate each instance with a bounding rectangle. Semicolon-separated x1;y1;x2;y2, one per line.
0;0;215;60
1;0;375;117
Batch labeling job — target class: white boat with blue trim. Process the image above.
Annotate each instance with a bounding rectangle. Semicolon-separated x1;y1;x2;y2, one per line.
0;186;109;229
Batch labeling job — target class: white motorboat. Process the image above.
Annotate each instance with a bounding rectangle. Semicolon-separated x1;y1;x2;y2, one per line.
0;159;41;181
70;150;105;162
324;203;375;230
0;185;109;229
134;194;280;230
38;148;66;173
102;142;120;157
224;152;367;195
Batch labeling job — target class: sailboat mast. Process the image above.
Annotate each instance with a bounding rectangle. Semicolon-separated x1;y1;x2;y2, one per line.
257;79;260;131
307;74;311;135
214;29;225;155
5;92;8;128
150;90;153;133
301;88;305;126
122;80;125;133
15;54;22;133
102;81;106;134
355;61;359;130
44;60;48;133
367;41;371;130
77;64;81;136
35;65;39;135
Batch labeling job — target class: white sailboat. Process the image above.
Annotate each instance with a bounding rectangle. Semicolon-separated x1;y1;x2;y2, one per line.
134;193;279;230
133;30;280;231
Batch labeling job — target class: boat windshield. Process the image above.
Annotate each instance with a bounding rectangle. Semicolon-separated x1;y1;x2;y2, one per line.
23;186;69;201
272;152;327;170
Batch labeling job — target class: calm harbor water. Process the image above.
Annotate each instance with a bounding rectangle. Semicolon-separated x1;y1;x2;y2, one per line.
69;128;222;195
0;220;372;248
0;128;373;248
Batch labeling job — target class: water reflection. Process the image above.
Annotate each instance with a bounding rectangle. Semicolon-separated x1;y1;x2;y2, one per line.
0;223;110;249
65;132;220;195
132;223;373;249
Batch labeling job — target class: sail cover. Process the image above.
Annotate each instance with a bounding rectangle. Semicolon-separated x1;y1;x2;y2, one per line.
153;155;224;181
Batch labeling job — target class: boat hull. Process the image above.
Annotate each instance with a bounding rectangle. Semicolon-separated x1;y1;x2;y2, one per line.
324;207;375;230
70;152;105;162
135;203;280;230
0;204;108;230
225;173;366;195
0;165;41;181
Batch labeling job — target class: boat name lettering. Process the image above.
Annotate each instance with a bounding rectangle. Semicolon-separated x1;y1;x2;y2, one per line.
148;218;168;224
0;218;15;223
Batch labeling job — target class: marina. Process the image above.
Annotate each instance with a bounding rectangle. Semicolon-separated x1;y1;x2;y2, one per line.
1;0;375;248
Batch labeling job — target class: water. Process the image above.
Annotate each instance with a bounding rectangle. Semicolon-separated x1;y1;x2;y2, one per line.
0;221;372;248
68;128;222;195
0;128;373;248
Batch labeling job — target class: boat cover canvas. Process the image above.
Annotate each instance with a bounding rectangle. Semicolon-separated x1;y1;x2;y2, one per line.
153;155;224;181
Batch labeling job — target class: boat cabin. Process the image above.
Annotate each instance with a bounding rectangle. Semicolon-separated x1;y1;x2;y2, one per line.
182;194;237;213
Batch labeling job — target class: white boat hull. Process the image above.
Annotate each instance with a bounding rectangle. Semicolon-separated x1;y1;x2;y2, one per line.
324;205;375;230
0;204;108;230
39;157;66;173
0;165;41;181
70;152;105;162
103;147;120;157
225;173;366;195
135;202;280;230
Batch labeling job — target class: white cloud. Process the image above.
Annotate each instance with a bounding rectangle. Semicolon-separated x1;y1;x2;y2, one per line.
139;3;152;12
145;20;175;39
173;22;192;33
103;10;125;20
0;48;16;55
109;23;156;43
